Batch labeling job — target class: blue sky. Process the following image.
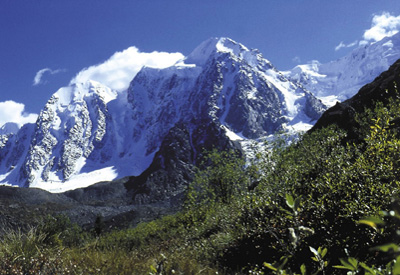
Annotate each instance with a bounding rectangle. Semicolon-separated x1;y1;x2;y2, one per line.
1;0;400;127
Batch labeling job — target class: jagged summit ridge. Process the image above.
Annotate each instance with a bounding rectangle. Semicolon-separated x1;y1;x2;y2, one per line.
54;80;118;106
22;81;117;185
130;37;325;140
185;37;269;68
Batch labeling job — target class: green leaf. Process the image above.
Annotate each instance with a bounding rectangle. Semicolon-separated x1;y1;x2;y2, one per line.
393;256;400;274
278;257;289;270
347;257;358;269
359;262;376;275
333;265;353;271
309;246;319;257
321;248;328;258
358;216;385;230
371;243;399;253
333;258;358;271
286;194;295;209
264;262;277;271
149;265;158;273
300;264;306;275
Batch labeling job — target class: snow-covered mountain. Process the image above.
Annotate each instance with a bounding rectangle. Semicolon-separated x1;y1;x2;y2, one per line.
129;38;325;140
285;32;400;106
2;34;399;193
0;123;20;152
0;37;325;192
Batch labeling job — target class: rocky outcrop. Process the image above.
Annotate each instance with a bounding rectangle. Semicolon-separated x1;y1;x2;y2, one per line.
124;119;240;206
19;82;116;185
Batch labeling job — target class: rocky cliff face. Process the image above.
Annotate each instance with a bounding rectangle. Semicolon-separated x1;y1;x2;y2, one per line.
128;37;326;141
0;81;120;188
124;118;240;206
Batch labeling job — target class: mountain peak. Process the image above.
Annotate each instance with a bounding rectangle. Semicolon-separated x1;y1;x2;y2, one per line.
53;80;118;108
185;37;252;66
0;122;20;136
215;37;249;54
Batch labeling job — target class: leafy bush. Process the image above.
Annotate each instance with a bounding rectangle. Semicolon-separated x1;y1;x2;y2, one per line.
186;149;251;205
38;214;89;247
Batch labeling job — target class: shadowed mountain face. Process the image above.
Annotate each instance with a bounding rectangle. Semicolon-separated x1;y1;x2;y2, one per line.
123;118;240;206
312;59;400;140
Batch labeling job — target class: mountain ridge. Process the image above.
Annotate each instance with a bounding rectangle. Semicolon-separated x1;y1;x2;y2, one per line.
285;31;400;105
1;35;400;193
0;37;324;191
0;39;400;240
312;58;400;139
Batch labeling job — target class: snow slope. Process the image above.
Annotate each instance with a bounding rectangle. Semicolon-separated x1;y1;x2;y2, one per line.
285;32;400;106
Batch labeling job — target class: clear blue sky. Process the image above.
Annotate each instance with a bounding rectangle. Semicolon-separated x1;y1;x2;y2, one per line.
1;0;400;121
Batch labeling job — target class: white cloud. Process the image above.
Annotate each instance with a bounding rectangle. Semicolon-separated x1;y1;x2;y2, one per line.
0;100;38;128
362;12;400;43
70;47;184;92
33;68;66;86
334;12;400;51
335;40;358;51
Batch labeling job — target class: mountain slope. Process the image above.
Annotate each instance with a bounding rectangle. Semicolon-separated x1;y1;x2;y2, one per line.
312;58;400;139
128;37;325;140
285;32;400;106
0;37;324;192
3;34;399;193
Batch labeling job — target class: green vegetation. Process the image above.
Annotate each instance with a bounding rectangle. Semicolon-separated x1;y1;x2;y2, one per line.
1;91;400;274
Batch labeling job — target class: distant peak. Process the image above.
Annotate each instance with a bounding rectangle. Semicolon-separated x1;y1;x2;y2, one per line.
185;37;251;66
0;122;20;135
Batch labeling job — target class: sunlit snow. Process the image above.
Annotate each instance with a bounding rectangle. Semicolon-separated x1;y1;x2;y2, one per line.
30;166;118;193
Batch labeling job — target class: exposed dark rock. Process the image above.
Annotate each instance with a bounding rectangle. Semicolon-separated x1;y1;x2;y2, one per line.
124;119;240;206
